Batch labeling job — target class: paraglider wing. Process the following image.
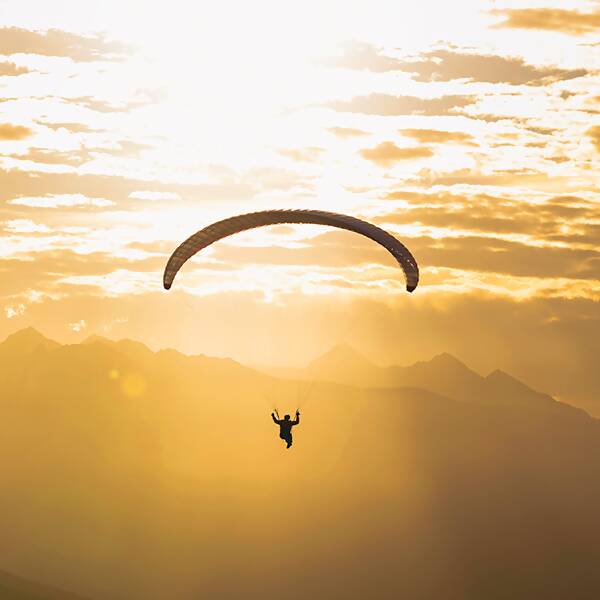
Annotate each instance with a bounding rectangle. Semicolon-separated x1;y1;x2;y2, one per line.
163;209;419;292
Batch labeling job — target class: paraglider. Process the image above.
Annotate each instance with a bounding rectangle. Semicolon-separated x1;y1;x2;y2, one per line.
163;209;419;292
163;209;419;450
271;409;300;449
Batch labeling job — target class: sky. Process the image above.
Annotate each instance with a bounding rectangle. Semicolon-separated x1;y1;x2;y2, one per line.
0;1;599;410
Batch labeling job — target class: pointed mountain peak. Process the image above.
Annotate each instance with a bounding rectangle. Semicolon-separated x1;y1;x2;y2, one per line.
486;369;535;392
1;327;59;353
429;352;468;368
5;327;44;342
410;352;475;375
483;368;557;408
487;368;511;379
403;352;482;388
308;343;375;372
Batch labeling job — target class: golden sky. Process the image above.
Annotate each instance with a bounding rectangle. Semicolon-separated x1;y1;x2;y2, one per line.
1;1;599;409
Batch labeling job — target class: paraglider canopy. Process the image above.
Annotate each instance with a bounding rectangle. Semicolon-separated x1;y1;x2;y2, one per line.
163;209;419;292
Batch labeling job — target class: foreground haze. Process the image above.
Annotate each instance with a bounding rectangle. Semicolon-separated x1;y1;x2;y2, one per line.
0;1;599;414
1;328;600;599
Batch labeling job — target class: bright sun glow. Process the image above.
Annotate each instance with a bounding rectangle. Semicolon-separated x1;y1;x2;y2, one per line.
0;0;599;370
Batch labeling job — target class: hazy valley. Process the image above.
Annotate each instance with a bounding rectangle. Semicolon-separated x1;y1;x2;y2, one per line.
0;328;598;599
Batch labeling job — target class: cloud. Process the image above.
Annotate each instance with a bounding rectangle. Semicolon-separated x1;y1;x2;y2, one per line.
370;190;600;281
360;142;433;166
0;123;32;140
278;147;325;162
0;62;30;76
327;127;369;138
3;219;51;234
208;221;596;283
0;167;257;208
384;191;598;225
321;41;404;72
400;129;476;145
0;250;164;298
8;194;115;208
327;94;476;116
36;121;99;134
587;126;600;152
13;139;153;168
68;96;150;114
68;319;86;332
408;235;600;282
322;43;586;85
4;303;25;319
397;49;586;85
128;191;181;201
493;8;600;35
526;126;556;136
419;167;556;187
0;27;129;61
15;148;89;166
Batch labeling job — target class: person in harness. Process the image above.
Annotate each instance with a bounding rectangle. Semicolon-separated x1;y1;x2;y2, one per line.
271;410;300;449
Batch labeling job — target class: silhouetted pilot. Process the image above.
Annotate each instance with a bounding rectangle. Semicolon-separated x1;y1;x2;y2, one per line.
271;410;300;448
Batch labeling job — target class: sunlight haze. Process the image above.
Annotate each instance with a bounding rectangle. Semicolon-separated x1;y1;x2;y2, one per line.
1;2;599;401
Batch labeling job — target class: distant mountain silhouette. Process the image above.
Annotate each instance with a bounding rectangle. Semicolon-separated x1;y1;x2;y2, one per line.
266;344;586;418
82;334;157;365
0;327;59;356
307;343;376;380
1;329;599;599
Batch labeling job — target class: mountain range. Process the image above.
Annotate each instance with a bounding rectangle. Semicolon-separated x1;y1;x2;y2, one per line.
263;342;587;418
1;329;587;419
0;328;599;599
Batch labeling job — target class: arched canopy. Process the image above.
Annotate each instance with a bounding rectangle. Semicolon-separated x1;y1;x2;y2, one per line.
163;209;419;292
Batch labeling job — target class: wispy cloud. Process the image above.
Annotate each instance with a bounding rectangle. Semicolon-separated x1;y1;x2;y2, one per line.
360;142;433;166
327;43;587;85
328;94;476;116
493;8;600;35
0;27;129;61
327;126;369;138
397;49;587;85
128;191;181;201
321;41;404;72
0;62;31;76
8;194;115;208
278;147;325;162
4;219;51;234
0;123;32;140
68;319;86;332
587;126;600;152
400;129;476;145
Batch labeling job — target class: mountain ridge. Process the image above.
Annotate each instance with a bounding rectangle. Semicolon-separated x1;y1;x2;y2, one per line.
0;330;599;598
0;330;590;419
262;343;588;418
